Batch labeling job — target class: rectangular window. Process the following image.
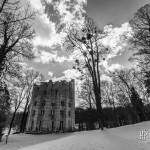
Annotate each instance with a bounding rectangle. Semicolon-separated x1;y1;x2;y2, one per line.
55;90;58;96
41;101;45;106
59;121;64;130
69;102;72;107
31;120;34;130
61;101;65;106
51;110;54;115
52;121;54;131
51;102;55;107
44;90;47;95
41;110;45;115
32;110;35;116
34;101;37;106
50;110;54;119
68;111;71;117
60;110;64;118
39;121;42;130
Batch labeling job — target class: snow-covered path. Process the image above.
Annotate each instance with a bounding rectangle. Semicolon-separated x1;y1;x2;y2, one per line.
1;121;150;150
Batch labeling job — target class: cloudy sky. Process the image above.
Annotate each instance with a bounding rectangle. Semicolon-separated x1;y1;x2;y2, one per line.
26;0;149;81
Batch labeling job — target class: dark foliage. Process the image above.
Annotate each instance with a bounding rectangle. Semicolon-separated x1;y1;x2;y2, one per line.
0;82;10;135
130;86;147;121
75;104;150;131
144;71;150;94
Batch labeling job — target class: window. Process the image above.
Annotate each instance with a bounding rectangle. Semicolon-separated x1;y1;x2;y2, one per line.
52;121;54;131
39;121;42;130
51;102;55;107
60;110;64;118
59;121;64;130
32;110;35;116
69;102;72;107
68;111;71;117
51;110;54;115
61;101;65;106
41;110;45;115
50;110;54;119
34;101;37;106
55;90;58;96
69;90;73;99
43;90;47;95
41;101;45;106
31;120;34;130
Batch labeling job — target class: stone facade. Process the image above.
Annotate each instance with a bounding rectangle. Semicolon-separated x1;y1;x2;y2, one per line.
26;79;75;133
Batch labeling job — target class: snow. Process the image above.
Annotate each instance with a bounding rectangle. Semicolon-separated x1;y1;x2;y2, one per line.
1;121;150;150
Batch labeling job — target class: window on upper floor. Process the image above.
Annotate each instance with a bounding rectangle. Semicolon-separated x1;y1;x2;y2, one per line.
50;110;54;119
68;102;72;107
55;90;58;97
34;101;37;106
41;102;45;106
51;102;55;107
41;110;45;115
61;101;65;106
68;111;71;117
32;110;35;116
41;99;46;107
51;110;54;115
60;110;64;118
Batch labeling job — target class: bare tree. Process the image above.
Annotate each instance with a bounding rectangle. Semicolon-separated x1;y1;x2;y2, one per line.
19;70;44;133
130;4;150;57
0;0;35;78
0;81;10;140
6;82;26;143
101;81;117;108
0;0;19;14
112;70;133;99
131;69;149;103
130;4;150;96
78;75;96;109
101;80;121;126
112;69;147;122
6;69;43;143
65;17;109;129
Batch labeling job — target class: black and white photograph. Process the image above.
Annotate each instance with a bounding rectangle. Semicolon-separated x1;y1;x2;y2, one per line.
0;0;150;149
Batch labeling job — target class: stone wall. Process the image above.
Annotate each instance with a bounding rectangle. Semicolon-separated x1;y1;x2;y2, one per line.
26;79;75;133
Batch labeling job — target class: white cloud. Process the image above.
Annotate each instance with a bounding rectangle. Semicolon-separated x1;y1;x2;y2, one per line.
28;0;43;10
34;50;73;64
101;74;112;82
107;63;124;72
102;22;132;60
52;69;81;81
28;0;56;47
63;69;81;80
28;0;87;48
52;69;80;83
33;30;66;47
48;71;53;77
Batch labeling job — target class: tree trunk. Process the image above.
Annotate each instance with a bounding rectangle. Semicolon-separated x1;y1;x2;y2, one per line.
5;110;17;144
20;103;28;133
94;90;104;130
112;102;119;127
0;55;5;77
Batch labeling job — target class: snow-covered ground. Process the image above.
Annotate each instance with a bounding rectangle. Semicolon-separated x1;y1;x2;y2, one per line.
1;121;150;150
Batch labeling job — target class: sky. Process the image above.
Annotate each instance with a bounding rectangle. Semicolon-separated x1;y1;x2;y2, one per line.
87;0;150;27
25;0;150;81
